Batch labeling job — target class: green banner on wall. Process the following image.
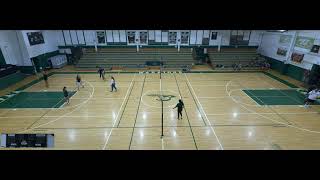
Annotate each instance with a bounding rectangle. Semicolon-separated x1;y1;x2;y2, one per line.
295;36;315;49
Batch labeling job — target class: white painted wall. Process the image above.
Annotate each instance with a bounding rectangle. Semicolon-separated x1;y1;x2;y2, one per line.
0;31;25;65
112;30;120;43
83;30;96;45
258;30;320;70
63;30;72;45
106;30;113;43
249;30;263;46
76;30;85;44
70;30;78;44
155;30;161;42
149;30;155;40
161;31;168;43
51;30;264;47
190;30;197;45
20;30;59;58
119;30;126;42
220;30;231;46
16;31;31;66
57;30;66;46
196;30;203;45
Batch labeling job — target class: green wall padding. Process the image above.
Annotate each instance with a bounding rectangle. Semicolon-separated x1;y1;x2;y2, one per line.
263;55;305;82
19;66;35;74
32;50;60;72
0;48;6;65
286;64;304;81
0;72;29;90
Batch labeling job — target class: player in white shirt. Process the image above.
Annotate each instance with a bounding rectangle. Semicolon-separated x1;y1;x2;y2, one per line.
304;88;320;108
76;74;84;91
110;76;117;92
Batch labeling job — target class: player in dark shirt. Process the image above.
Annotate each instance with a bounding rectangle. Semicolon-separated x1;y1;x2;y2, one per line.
63;87;69;104
173;99;184;120
43;70;49;88
97;67;105;80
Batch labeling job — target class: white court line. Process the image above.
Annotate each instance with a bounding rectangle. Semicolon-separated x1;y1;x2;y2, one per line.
161;138;164;150
198;96;237;99
71;97;124;100
192;84;240;87
228;89;265;107
1;112;316;119
0;115;114;118
102;73;136;150
35;85;130;88
225;78;320;134
60;89;79;108
184;73;224;150
206;112;318;116
240;89;261;106
18;80;95;133
257;75;303;106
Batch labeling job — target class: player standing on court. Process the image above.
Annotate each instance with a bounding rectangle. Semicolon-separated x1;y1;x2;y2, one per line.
173;99;184;120
63;87;70;104
110;76;117;92
98;67;105;80
304;87;320;108
43;69;49;88
76;74;84;90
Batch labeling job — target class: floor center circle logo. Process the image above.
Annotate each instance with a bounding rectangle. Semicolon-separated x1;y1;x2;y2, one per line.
141;90;179;108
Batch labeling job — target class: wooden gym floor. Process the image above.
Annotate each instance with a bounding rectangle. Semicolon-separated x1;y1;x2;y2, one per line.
0;70;319;150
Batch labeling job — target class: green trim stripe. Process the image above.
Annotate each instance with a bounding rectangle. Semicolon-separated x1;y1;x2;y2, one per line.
263;72;298;88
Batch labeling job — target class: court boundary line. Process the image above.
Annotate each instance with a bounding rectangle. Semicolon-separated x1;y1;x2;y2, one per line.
32;124;287;130
15;88;78;130
241;82;293;125
174;73;198;150
184;82;207;126
185;73;224;150
226;78;320;134
128;74;146;150
0;111;317;119
116;82;135;127
18;80;95;133
263;77;306;105
102;73;136;150
255;75;295;125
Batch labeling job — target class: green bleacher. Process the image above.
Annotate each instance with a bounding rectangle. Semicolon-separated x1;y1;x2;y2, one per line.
76;48;195;70
208;48;259;69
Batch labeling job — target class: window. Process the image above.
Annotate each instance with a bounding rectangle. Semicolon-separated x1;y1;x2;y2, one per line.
181;31;190;44
96;31;106;44
169;32;177;44
139;31;148;44
127;31;135;44
211;32;217;40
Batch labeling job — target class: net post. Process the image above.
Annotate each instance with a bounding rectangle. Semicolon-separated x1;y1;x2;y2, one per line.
160;56;164;138
161;99;164;138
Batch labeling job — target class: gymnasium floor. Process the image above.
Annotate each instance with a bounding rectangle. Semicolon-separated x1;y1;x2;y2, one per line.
0;70;320;150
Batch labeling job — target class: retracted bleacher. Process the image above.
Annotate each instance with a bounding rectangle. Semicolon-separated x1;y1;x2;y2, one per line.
76;48;195;70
